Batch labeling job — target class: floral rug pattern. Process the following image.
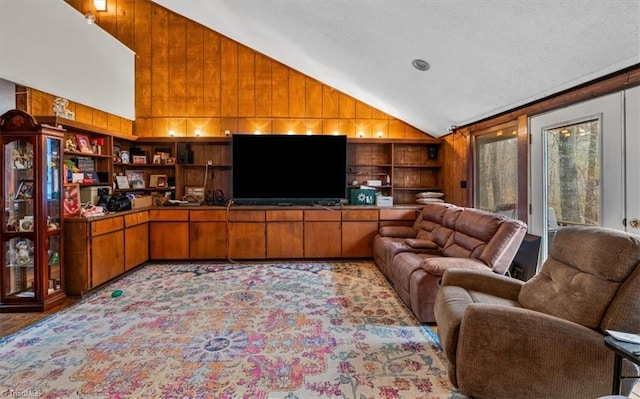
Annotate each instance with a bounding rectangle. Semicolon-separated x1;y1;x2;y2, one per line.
0;262;465;399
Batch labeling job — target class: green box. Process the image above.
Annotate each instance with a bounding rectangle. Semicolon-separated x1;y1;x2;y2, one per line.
350;189;376;205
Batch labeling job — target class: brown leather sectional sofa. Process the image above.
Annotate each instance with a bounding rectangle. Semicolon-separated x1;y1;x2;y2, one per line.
373;202;527;322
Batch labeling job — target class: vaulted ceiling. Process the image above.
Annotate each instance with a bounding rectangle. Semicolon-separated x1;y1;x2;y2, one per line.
152;1;640;137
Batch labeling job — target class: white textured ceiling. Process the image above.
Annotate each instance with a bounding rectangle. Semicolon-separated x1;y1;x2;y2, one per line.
153;0;640;137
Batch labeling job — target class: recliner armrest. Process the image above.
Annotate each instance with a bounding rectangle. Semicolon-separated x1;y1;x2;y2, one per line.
378;225;417;238
439;268;524;300
405;238;439;249
420;257;491;277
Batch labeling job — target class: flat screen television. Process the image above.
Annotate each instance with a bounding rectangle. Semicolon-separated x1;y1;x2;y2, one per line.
232;134;347;205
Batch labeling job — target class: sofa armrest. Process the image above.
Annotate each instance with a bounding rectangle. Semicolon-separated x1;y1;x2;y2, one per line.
405;238;439;250
456;303;613;399
420;257;491;277
378;225;417;238
440;268;524;301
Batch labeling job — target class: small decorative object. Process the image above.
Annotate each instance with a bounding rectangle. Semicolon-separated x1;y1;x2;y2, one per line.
15;241;33;266
52;97;75;120
12;147;33;169
14;180;34;200
152;154;162;164
75;135;93;154
184;186;205;203
18;216;34;232
65;136;77;152
120;150;130;164
148;174;167;188
63;184;81;217
165;157;175;165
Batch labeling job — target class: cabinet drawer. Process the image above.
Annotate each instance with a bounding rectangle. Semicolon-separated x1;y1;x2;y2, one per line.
266;210;304;221
379;208;420;221
149;209;189;221
342;209;378;221
190;209;228;222
91;216;124;236
124;210;149;227
228;210;265;222
304;210;341;221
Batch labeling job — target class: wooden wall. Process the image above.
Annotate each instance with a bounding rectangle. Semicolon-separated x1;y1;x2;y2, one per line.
18;86;133;135
64;0;433;140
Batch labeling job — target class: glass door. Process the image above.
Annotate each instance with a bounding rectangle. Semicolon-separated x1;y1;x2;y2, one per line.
44;136;63;296
2;137;37;301
530;92;624;260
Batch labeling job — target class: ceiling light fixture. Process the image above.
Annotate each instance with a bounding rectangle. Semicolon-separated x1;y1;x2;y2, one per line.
412;59;430;71
85;11;96;24
94;0;107;12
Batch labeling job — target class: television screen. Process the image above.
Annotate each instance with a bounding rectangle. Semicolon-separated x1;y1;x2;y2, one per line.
232;134;347;205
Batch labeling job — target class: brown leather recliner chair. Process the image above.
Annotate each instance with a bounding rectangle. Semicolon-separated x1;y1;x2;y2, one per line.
434;226;640;399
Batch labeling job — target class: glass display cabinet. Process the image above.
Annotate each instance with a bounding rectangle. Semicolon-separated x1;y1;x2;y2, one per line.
0;109;66;312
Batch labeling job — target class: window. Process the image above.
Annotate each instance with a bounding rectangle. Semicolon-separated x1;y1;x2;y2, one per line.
474;125;519;218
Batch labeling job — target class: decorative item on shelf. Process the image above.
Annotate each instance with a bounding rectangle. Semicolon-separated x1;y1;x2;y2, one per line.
427;145;439;160
52;98;75;120
120;150;129;164
415;191;445;204
148;174;167;188
90;138;104;154
152;154;162;164
350;188;376;205
65;136;77;152
115;175;130;189
12;146;33;169
165;157;175;165
125;170;145;189
132;155;147;164
75;135;93;154
14;180;34;200
184;186;205;204
63;184;81;217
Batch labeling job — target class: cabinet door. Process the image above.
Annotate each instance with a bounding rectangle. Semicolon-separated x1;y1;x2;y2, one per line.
125;223;149;270
304;222;341;258
91;230;124;287
267;222;304;258
149;222;189;259
341;221;378;257
228;222;265;259
190;222;227;259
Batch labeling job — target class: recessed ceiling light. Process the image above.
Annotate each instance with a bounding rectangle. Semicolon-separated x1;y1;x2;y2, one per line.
412;59;430;71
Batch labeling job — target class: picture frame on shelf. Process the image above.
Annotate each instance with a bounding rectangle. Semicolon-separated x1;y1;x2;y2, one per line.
120;150;130;164
132;155;147;164
148;174;167;188
165;157;176;165
14;180;34;200
125;170;145;189
63;184;81;217
115;175;130;189
75;135;93;154
64;135;78;152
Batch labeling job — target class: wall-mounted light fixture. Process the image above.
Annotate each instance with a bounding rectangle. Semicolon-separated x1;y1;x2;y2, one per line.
224;130;231;136
194;129;202;137
358;131;365;138
306;130;313;136
168;130;176;137
333;130;340;136
376;131;383;138
255;130;261;135
94;0;107;12
287;130;295;135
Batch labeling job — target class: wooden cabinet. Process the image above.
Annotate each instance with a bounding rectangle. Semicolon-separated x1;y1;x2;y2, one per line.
228;210;265;259
124;211;149;270
304;210;342;258
189;209;227;259
90;217;125;287
266;210;304;258
64;210;149;296
149;209;189;259
379;207;420;227
0;110;67;312
341;209;379;257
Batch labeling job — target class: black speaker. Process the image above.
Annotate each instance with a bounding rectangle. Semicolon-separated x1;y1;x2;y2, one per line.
177;143;193;164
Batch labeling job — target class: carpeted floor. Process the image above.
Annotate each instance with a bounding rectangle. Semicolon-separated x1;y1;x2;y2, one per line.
0;261;466;399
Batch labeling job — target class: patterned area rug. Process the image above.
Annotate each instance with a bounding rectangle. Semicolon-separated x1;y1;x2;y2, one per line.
0;261;466;399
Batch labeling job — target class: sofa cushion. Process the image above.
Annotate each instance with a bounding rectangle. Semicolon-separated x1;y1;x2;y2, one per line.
519;226;640;329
